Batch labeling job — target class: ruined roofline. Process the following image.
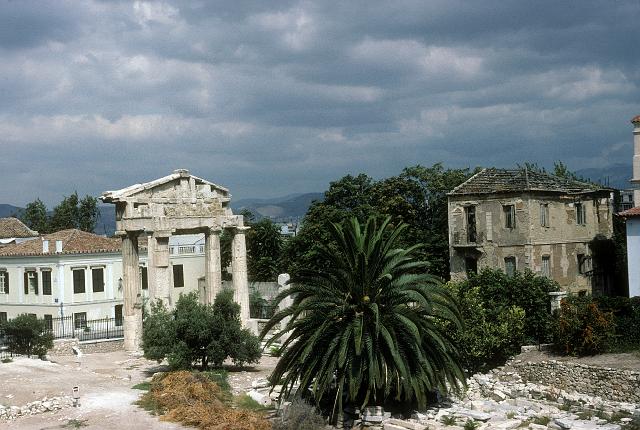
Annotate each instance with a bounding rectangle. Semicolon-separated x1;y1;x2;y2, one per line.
101;169;230;203
448;167;613;197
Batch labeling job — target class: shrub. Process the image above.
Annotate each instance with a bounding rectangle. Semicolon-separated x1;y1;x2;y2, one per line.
593;296;640;350
142;290;261;370
446;283;525;372
272;397;325;430
3;314;53;358
461;269;558;344
553;296;616;355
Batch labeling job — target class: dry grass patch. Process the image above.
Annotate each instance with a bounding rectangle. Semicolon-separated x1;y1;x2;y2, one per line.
138;370;271;430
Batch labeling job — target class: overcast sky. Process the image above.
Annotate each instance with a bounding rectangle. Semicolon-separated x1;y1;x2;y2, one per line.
1;0;639;207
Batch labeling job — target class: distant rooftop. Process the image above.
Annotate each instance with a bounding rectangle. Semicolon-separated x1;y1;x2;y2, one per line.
449;168;609;196
0;229;120;257
619;207;640;218
0;217;38;239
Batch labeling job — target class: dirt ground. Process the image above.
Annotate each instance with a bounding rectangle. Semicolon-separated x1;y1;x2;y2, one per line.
0;352;278;430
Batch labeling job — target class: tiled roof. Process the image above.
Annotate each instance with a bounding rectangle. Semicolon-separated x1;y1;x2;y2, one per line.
0;217;38;239
632;115;640;124
0;229;121;256
449;168;609;196
619;207;640;218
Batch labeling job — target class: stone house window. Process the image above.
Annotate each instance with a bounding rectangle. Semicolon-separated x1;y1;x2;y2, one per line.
540;203;549;227
465;206;477;243
24;270;38;295
503;205;516;229
92;268;104;293
0;270;8;294
173;264;184;288
42;270;52;295
0;312;7;324
73;269;86;294
115;304;123;327
541;255;551;278
465;257;478;275
44;314;53;330
504;256;516;277
575;202;586;225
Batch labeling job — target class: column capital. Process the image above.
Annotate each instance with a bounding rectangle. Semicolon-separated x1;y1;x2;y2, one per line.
231;226;250;233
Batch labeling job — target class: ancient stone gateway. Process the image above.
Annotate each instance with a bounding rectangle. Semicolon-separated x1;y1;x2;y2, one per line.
101;169;249;352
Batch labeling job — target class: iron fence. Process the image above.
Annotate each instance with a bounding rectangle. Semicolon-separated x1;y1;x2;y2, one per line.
47;316;123;341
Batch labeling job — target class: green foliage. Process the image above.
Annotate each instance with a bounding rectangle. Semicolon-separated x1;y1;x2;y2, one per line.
445;282;525;373
22;198;48;233
262;216;465;421
142;291;261;369
534;416;551;425
594;296;640;350
553;296;616;356
23;193;99;234
441;415;457;425
247;218;283;282
3;314;54;358
132;381;151;390
459;269;558;344
281;164;475;280
63;419;88;428
272;397;325;430
235;394;272;411
463;420;480;430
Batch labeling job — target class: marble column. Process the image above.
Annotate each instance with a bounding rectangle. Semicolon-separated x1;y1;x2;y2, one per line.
231;226;250;324
148;231;172;308
204;228;222;304
122;232;142;352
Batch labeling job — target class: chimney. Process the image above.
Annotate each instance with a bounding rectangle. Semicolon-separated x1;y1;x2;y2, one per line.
632;115;640;206
55;240;63;253
42;240;49;253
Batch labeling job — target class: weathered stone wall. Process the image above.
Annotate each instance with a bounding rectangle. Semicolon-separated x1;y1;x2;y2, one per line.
79;339;124;353
48;338;79;356
48;338;124;355
511;360;640;403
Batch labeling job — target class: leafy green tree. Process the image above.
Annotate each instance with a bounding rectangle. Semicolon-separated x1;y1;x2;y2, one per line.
142;290;261;370
22;198;49;233
281;165;474;280
78;195;99;232
48;192;99;233
262;217;464;421
247;219;283;281
4;314;54;358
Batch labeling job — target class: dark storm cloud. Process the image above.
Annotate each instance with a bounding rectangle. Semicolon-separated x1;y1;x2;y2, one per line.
0;0;639;206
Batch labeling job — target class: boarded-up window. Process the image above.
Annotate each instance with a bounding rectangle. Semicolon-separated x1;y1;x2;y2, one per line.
42;270;52;295
0;312;7;324
73;269;85;294
541;255;551;278
92;268;104;293
115;305;123;327
465;257;478;275
503;205;516;228
576;202;586;225
44;314;53;330
173;264;184;288
465;206;477;243
504;257;516;277
540;203;549;227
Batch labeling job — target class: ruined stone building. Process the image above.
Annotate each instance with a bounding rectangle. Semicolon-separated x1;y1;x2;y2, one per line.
448;168;614;294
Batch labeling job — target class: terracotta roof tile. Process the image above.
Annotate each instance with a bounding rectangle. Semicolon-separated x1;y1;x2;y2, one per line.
0;229;121;256
619;207;640;218
449;168;609;196
632;115;640;124
0;217;38;239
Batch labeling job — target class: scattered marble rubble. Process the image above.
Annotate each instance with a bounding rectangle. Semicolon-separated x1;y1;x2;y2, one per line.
0;396;74;421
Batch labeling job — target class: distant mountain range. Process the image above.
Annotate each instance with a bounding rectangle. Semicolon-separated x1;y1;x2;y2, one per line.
0;204;23;219
231;192;324;220
575;163;632;190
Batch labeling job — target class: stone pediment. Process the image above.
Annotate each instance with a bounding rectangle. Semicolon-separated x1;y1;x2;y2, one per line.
101;169;230;203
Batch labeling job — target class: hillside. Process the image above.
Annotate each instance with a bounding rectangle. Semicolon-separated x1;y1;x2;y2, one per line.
231;192;324;220
0;204;24;219
575;163;632;190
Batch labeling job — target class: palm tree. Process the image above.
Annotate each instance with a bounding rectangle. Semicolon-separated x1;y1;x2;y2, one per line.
260;216;465;420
